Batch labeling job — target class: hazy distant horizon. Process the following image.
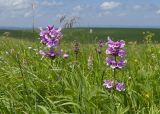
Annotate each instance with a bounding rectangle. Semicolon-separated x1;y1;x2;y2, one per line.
0;25;160;30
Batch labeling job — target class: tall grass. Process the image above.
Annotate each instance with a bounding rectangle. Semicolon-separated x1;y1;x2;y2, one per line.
0;34;160;113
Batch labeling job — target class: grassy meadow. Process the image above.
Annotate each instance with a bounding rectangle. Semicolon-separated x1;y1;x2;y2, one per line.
0;28;160;114
0;28;160;43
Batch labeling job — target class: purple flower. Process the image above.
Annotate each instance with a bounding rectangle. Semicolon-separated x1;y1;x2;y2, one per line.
107;37;125;49
116;82;125;91
49;28;62;38
39;25;62;48
106;37;127;69
106;47;126;57
46;38;59;48
118;49;126;57
106;57;115;66
40;28;49;37
104;37;127;92
47;25;54;30
110;61;117;69
117;59;127;69
103;80;114;89
98;40;103;48
106;57;127;69
40;35;49;45
106;47;118;55
39;25;55;37
45;49;56;59
38;25;63;60
39;48;62;59
106;57;117;69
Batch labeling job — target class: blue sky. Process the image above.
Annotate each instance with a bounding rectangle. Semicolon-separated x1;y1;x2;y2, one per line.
0;0;160;28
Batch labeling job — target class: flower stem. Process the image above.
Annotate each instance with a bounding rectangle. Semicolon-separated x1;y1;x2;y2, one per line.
75;53;78;61
113;55;117;112
113;55;116;84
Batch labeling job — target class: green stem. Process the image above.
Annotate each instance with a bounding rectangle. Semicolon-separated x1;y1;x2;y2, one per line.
113;55;116;84
112;55;117;113
75;53;78;61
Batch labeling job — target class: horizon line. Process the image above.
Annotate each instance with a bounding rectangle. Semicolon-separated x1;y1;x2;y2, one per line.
0;25;160;30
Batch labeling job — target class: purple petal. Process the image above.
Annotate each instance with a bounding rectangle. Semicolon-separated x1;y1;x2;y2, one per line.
118;49;126;57
116;82;125;91
117;59;127;69
103;80;114;89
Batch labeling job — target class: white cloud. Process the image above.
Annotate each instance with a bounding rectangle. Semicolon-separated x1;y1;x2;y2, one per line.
0;0;63;18
40;0;63;7
98;11;111;17
100;1;121;10
0;0;32;10
73;5;83;11
133;5;142;10
0;0;33;18
156;9;160;15
132;4;158;11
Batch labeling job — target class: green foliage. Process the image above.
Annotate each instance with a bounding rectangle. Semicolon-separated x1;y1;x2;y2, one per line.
1;28;160;43
0;31;160;113
143;31;155;44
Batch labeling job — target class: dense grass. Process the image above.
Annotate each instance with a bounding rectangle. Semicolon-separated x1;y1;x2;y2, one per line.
0;30;160;113
0;28;160;43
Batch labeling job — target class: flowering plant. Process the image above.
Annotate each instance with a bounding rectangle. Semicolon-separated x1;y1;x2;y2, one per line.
103;37;127;92
39;25;63;59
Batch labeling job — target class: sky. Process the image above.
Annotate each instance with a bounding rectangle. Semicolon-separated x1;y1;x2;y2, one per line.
0;0;160;28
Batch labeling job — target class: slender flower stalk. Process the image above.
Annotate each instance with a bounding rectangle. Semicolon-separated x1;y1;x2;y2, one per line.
96;40;104;54
113;56;116;85
73;41;80;61
103;37;127;92
98;39;104;48
88;55;93;69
